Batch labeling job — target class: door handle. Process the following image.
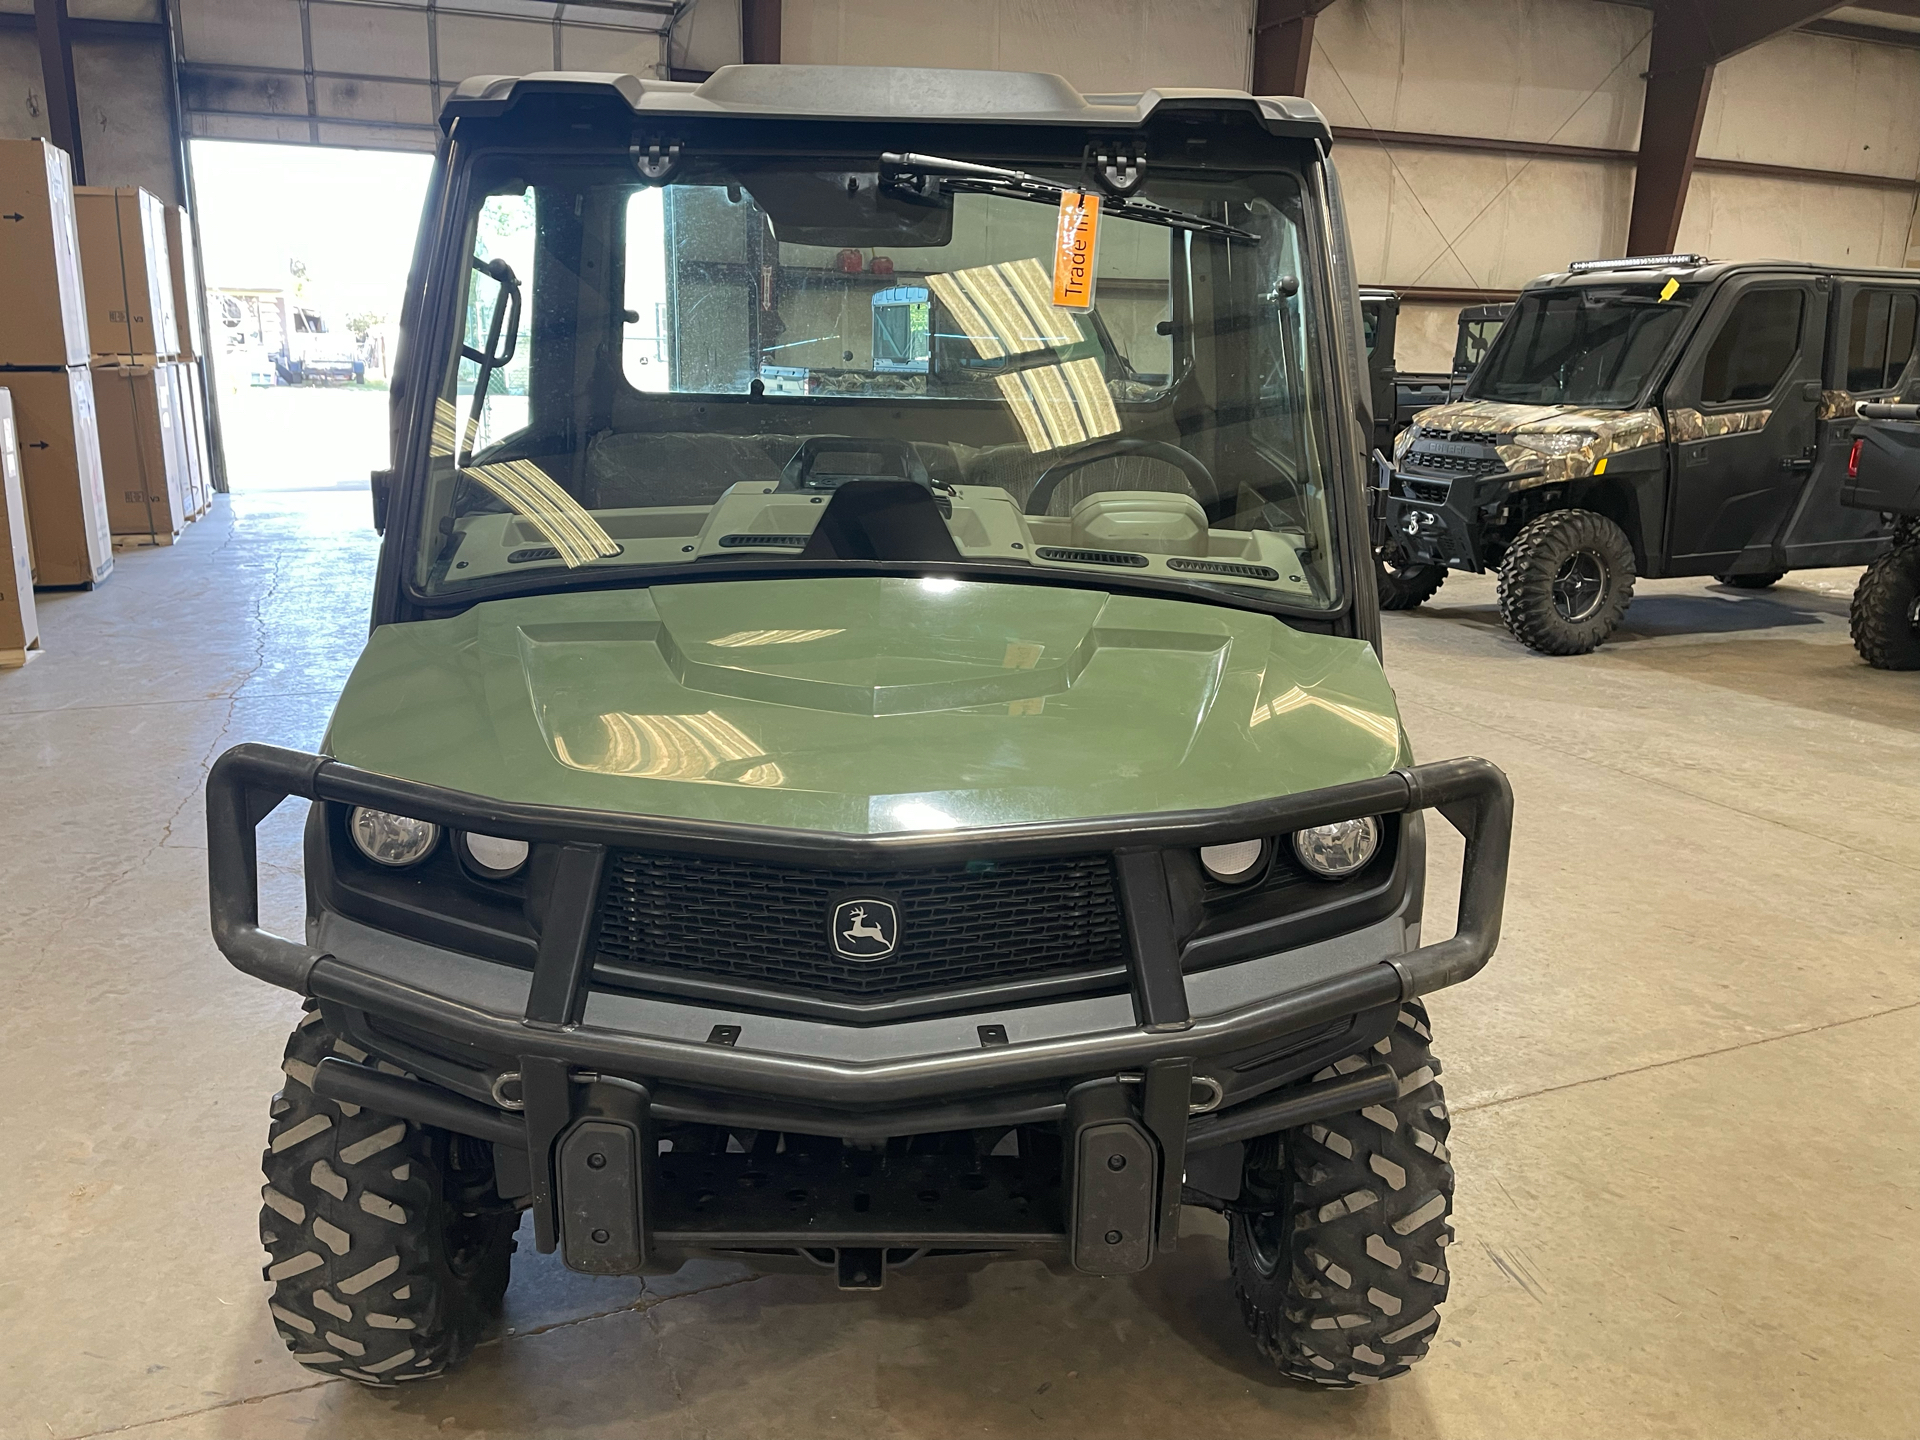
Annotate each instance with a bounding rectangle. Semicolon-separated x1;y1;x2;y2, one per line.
1780;457;1814;472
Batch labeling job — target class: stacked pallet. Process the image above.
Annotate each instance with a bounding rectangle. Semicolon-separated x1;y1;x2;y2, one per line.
77;186;216;548
0;138;114;611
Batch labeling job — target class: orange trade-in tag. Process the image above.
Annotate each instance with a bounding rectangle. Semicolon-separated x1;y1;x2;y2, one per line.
1052;190;1102;311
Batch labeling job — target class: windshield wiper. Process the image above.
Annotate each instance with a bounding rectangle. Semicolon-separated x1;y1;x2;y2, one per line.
880;152;1259;243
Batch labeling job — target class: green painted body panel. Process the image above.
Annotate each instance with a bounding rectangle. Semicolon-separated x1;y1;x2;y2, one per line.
324;578;1407;835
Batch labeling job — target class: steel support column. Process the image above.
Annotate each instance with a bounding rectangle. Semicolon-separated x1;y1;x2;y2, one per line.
1626;1;1849;257
1625;54;1713;257
1252;0;1335;97
32;0;83;181
741;0;780;65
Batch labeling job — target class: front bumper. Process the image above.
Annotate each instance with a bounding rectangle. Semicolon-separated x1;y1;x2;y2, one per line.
208;745;1511;1276
1380;469;1521;572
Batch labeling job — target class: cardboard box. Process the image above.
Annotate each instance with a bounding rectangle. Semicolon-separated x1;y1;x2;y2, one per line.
7;366;111;586
163;361;210;516
0;388;41;665
75;186;179;362
164;206;206;362
184;362;214;513
0;139;91;368
95;361;189;542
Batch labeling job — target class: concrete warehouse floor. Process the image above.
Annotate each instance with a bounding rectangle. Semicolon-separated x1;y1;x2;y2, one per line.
3;488;1916;1440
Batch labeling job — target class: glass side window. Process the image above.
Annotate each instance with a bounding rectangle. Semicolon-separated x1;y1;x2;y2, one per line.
1699;289;1803;405
1844;289;1919;393
450;189;536;459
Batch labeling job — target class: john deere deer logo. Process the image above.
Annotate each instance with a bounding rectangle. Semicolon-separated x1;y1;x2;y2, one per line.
830;897;899;960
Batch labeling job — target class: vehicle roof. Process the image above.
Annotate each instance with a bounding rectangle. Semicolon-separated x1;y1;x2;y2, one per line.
1526;258;1920;290
441;66;1331;140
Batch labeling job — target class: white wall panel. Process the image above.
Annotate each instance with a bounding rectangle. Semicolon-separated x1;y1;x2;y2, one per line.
1677;172;1920;271
1702;30;1920;182
180;0;305;69
434;14;554;80
174;0;672;151
1307;0;1648;149
309;3;432;78
782;0;1252;92
558;22;662;76
1336;143;1628;290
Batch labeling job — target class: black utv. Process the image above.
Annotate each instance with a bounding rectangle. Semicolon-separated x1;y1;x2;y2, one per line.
1377;256;1911;651
1845;399;1920;669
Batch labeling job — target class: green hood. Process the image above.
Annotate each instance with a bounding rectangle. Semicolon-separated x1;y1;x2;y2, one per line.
325;578;1406;834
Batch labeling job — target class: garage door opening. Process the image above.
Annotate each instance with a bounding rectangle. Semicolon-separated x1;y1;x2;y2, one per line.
191;140;432;494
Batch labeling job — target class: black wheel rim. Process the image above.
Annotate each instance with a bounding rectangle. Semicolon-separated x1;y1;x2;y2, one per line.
1552;550;1607;622
1239;1140;1289;1279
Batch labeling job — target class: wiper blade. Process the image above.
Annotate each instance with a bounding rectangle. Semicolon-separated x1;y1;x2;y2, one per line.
880;151;1258;243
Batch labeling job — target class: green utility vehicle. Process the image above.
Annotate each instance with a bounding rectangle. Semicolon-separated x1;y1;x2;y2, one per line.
1379;255;1912;651
1844;400;1920;668
207;67;1512;1390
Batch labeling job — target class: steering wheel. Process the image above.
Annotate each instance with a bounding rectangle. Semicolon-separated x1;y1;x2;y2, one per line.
1022;438;1216;516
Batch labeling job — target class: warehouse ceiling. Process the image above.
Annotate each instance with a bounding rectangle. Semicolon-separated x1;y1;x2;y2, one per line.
175;0;680;150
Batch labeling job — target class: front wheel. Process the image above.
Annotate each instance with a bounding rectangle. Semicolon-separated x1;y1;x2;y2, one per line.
1374;542;1448;610
1496;508;1636;654
259;1003;519;1385
1230;1003;1454;1387
1850;543;1920;670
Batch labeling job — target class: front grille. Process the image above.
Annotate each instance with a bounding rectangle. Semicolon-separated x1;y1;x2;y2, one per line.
1405;479;1452;503
1418;427;1501;445
1405;449;1503;477
593;850;1128;1000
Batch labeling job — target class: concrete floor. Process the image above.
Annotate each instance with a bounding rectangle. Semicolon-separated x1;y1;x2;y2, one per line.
3;488;1916;1440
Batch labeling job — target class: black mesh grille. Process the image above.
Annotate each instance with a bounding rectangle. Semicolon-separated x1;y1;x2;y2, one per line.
1406;479;1452;503
594;851;1128;999
1419;428;1501;445
1405;449;1502;476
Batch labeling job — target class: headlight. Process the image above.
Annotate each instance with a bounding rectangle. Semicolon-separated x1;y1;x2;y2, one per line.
1292;817;1381;878
1510;430;1598;457
459;832;529;878
1199;838;1267;883
349;807;440;867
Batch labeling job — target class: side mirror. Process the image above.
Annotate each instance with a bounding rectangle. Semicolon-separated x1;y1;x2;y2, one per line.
370;468;393;535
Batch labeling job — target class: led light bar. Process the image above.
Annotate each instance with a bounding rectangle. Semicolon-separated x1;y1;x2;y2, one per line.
1566;253;1709;274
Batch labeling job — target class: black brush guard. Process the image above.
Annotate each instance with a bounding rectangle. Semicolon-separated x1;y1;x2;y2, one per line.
207;744;1511;1281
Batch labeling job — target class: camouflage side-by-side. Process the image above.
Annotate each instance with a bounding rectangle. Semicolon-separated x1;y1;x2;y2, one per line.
1396;399;1667;488
1400;398;1783;488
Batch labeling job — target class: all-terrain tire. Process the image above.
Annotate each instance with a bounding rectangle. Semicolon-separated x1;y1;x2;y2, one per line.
1374;543;1449;610
1497;508;1636;655
259;1003;518;1385
1850;542;1920;670
1229;1003;1453;1388
1715;570;1786;589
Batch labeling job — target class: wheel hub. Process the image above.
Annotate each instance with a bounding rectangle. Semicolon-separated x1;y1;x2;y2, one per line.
1552;550;1607;622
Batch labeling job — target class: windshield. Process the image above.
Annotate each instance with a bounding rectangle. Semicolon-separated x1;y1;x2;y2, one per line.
1467;284;1699;407
414;150;1345;611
